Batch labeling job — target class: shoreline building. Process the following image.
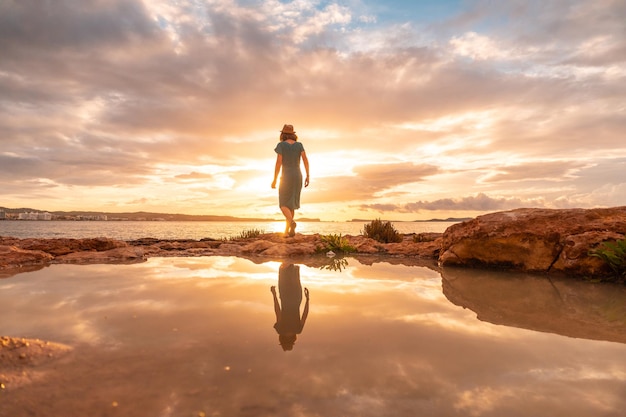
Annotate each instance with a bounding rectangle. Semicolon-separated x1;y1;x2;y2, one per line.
18;212;53;220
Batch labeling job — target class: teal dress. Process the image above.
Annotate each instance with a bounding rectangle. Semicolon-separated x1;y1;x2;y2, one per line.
274;141;305;210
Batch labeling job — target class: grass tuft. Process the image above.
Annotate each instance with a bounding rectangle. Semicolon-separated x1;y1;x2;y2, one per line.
231;228;264;240
362;218;403;243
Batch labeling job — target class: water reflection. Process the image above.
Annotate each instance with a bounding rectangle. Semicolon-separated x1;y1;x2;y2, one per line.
271;263;310;351
0;257;625;417
320;256;350;272
441;266;626;344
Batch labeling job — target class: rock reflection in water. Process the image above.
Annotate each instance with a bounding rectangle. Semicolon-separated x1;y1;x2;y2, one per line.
0;256;625;417
441;266;626;344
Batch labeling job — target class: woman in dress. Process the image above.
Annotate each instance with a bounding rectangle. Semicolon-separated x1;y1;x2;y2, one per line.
270;263;310;351
271;124;310;237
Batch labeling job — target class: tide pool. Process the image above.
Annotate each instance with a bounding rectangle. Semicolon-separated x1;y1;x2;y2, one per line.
1;257;625;417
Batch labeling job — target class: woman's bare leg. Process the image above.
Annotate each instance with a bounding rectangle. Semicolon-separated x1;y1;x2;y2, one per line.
280;206;293;235
280;207;296;236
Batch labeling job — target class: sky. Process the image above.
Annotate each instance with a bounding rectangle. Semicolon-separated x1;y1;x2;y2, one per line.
1;0;625;221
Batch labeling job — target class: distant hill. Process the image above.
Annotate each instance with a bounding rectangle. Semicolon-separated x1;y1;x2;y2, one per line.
414;217;472;222
0;207;319;222
350;217;472;223
0;207;42;213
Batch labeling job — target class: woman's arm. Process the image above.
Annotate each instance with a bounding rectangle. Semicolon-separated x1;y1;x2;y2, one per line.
300;287;310;328
271;286;281;321
301;151;310;187
271;154;282;188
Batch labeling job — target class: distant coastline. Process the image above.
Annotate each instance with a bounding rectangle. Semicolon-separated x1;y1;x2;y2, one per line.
0;207;471;223
0;206;317;222
0;206;275;222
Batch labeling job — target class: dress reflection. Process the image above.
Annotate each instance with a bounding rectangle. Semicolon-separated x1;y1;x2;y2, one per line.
270;263;310;351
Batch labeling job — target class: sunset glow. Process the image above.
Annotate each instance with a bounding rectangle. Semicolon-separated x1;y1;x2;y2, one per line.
1;0;624;220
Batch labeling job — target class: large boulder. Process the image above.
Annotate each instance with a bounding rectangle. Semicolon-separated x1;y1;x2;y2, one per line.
439;207;626;277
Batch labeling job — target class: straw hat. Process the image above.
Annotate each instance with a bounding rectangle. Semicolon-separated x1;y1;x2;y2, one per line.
280;124;296;134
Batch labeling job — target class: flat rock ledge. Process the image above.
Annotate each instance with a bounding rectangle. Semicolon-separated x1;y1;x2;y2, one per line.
0;233;442;275
1;206;624;280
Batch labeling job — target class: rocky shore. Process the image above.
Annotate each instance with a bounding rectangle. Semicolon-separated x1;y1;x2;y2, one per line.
1;207;625;281
1;207;625;376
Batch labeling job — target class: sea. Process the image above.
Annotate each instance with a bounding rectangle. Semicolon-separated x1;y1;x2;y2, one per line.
0;220;460;241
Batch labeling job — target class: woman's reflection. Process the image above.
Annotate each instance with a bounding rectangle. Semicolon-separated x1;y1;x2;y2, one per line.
270;263;310;351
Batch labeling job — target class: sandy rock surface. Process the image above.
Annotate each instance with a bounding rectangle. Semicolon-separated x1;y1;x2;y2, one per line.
0;336;73;391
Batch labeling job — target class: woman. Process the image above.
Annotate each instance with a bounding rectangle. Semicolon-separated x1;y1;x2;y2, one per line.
271;124;310;237
270;263;310;351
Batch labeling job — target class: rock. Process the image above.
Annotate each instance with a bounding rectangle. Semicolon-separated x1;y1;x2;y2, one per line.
439;207;626;277
0;336;72;368
16;237;128;256
240;234;319;257
344;236;383;254
215;243;244;256
384;235;443;258
0;238;135;271
0;336;73;391
0;245;54;270
53;246;145;265
241;240;275;254
2;207;625;280
552;230;624;276
262;242;318;257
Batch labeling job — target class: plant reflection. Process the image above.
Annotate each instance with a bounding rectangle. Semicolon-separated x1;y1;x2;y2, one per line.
320;256;349;272
270;263;310;351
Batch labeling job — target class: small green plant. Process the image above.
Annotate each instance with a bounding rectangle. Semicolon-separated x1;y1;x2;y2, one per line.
317;233;356;253
362;218;403;243
588;238;626;282
232;228;264;240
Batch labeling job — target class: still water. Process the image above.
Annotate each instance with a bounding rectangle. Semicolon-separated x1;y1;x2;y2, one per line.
0;220;456;240
1;257;625;417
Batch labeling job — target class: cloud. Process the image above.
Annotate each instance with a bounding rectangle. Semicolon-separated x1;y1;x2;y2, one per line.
0;0;157;51
306;162;439;203
174;171;216;180
479;161;589;183
0;0;624;217
361;193;546;213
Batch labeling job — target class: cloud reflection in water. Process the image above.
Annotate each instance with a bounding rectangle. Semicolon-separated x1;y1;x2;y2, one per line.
0;256;625;417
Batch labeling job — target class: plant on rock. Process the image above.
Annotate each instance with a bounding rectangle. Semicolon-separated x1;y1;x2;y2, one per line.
232;228;264;240
588;238;626;282
317;233;356;253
